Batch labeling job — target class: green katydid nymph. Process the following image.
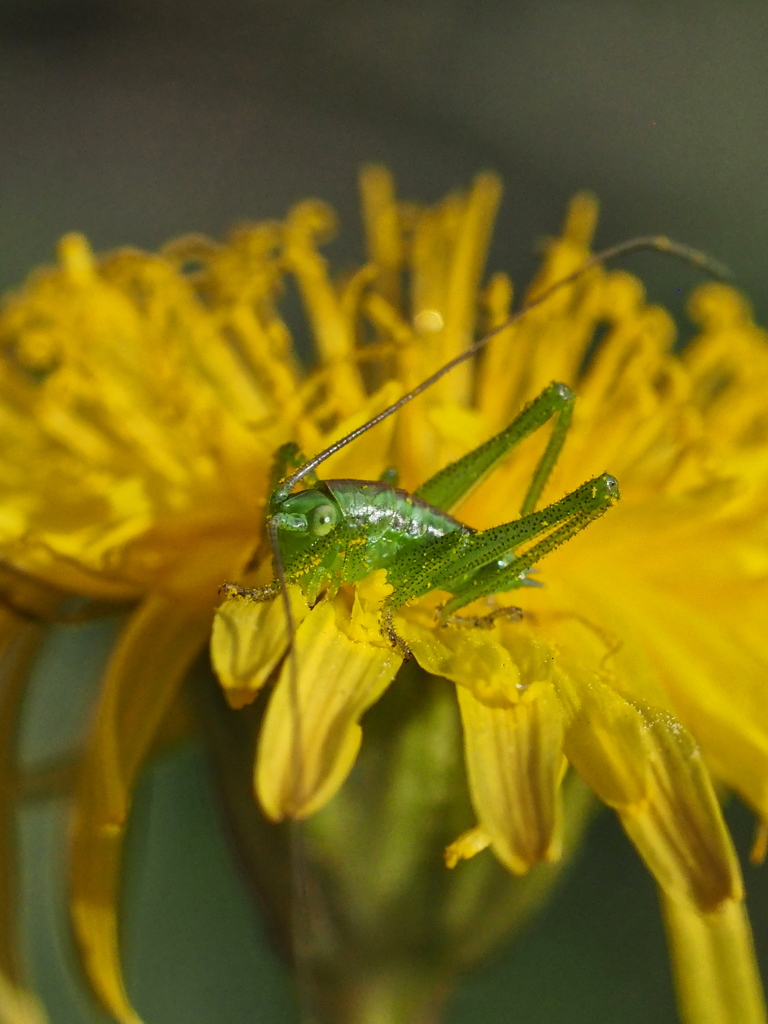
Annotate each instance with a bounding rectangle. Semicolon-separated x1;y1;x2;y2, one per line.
229;382;614;644
222;235;729;646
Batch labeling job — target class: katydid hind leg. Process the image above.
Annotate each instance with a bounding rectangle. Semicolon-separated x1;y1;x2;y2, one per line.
436;474;620;618
414;382;574;516
428;474;617;589
385;473;618;610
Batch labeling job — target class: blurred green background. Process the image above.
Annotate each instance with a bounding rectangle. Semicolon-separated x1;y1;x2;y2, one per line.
4;2;768;1021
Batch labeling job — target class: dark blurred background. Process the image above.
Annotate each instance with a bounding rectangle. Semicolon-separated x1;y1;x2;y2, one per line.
5;2;768;1022
2;0;768;318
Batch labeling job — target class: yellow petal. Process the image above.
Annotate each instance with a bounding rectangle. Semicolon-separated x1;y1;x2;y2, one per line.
359;165;403;310
210;586;309;709
444;825;491;868
0;977;47;1024
620;702;742;912
619;583;768;822
70;595;211;1024
554;664;650;809
0;613;48;1024
663;895;767;1024
437;172;503;406
504;616;740;912
522;616;650;808
498;614;651;809
283;199;365;413
455;681;564;874
751;820;768;866
346;570;394;643
539;495;768;826
255;598;401;821
397;613;522;708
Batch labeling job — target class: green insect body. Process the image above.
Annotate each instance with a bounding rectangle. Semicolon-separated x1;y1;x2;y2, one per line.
230;380;619;628
267;479;464;607
224;235;729;634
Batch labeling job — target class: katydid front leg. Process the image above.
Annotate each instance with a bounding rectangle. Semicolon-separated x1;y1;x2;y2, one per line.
222;444;315;596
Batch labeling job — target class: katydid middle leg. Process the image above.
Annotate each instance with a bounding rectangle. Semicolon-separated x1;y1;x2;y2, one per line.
414;381;575;516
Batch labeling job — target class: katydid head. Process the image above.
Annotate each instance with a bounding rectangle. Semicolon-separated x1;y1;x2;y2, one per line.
272;489;340;535
268;487;344;584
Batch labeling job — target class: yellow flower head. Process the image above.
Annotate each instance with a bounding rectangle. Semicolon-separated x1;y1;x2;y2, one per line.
0;168;766;1024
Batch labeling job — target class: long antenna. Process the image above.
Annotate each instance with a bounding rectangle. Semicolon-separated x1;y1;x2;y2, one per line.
271;235;730;504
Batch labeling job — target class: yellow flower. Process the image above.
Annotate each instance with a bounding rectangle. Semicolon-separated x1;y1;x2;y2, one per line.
213;175;768;1023
0;205;369;1023
0;166;764;1024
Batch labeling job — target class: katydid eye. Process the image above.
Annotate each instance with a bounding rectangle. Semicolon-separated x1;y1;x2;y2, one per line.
310;503;338;536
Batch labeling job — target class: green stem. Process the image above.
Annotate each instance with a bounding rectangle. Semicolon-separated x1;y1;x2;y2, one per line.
317;971;449;1024
191;662;601;1024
